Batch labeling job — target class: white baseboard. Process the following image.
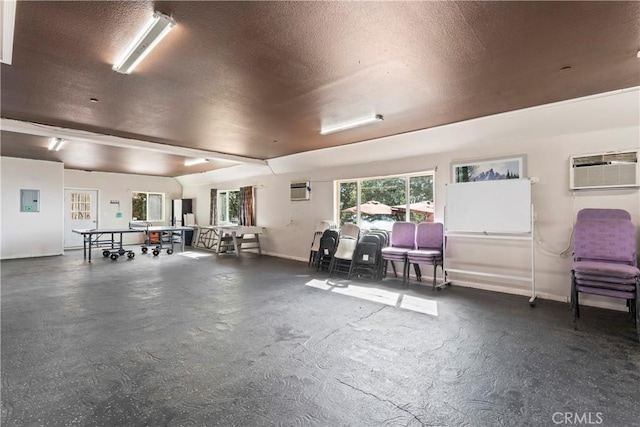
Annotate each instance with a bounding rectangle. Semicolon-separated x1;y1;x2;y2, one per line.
259;254;629;313
1;252;64;260
448;278;627;312
261;251;308;263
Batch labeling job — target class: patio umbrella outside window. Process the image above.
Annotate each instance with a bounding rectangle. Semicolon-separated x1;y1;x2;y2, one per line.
341;200;393;215
391;201;434;214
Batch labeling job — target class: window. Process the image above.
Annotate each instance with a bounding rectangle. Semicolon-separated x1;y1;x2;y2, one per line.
132;192;165;222
336;172;434;231
70;192;92;220
218;190;240;224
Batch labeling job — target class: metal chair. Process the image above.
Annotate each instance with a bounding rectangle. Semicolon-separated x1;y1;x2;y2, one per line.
407;222;445;290
571;216;639;342
381;222;416;285
329;236;358;277
368;230;389;247
309;220;336;266
366;230;390;274
349;233;385;280
341;223;360;240
315;229;339;272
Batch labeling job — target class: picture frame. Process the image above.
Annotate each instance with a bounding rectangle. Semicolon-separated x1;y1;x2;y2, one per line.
451;154;526;183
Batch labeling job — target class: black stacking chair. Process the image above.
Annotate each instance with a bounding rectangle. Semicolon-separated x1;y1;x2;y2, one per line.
368;230;389;247
315;229;339;272
368;230;391;274
349;233;384;280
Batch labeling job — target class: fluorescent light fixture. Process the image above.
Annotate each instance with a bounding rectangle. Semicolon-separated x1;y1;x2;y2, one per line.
48;138;65;152
184;158;209;166
113;11;176;74
320;114;384;135
1;0;17;65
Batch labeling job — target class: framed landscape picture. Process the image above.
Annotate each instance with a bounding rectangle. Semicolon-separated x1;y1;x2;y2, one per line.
451;155;526;183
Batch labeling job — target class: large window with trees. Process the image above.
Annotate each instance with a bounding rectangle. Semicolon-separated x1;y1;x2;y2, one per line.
337;172;434;230
132;192;165;222
218;190;240;224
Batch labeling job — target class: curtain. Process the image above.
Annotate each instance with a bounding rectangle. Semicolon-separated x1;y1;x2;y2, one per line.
210;189;218;225
238;186;255;226
147;193;163;221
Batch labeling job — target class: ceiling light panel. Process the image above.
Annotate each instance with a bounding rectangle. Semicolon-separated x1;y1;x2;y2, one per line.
320;114;384;135
1;0;17;65
48;138;65;152
113;11;176;74
184;158;209;166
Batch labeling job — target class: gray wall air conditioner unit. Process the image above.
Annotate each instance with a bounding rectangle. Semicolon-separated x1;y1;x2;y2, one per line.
290;181;311;201
570;150;639;190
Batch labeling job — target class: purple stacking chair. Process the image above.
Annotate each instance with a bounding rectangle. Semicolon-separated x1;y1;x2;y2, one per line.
407;223;444;290
571;217;639;342
576;208;631;222
381;222;416;285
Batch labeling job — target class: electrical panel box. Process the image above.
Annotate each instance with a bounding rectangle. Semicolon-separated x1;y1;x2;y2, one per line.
20;189;40;212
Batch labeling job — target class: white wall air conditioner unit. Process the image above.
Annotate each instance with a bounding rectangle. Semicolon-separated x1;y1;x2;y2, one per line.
570;150;639;190
290;181;311;201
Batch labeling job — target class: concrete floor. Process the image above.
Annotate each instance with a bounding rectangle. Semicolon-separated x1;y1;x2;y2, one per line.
1;248;639;426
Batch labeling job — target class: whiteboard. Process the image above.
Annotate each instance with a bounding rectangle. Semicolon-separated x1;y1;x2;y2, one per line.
445;179;532;233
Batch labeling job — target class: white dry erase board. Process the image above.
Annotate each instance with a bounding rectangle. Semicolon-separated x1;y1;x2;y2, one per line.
445;179;531;233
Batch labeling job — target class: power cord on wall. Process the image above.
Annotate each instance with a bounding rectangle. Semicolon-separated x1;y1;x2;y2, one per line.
286;199;298;227
534;219;574;258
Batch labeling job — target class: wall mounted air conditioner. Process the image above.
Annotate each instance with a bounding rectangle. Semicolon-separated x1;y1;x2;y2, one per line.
570;150;639;190
290;181;311;201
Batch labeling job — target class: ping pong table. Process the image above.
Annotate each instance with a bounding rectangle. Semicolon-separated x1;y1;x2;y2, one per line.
72;228;144;262
73;224;195;262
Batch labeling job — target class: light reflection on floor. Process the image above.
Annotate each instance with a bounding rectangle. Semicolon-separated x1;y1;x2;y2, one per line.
178;251;214;259
305;279;438;316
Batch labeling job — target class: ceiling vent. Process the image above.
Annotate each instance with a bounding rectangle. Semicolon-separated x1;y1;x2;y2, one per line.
570;150;639;190
290;181;310;201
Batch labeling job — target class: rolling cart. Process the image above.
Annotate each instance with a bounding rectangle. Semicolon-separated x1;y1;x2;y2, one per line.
129;222;194;256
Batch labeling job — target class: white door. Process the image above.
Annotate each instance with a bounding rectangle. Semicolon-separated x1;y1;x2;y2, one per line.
64;189;98;248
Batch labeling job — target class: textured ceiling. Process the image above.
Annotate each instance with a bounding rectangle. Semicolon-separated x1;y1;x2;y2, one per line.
0;131;234;176
1;1;639;177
